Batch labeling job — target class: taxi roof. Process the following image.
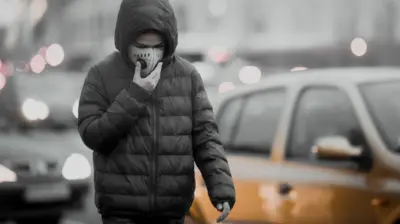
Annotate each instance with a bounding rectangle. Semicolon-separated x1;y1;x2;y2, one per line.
265;66;400;85
235;66;399;92
213;67;400;109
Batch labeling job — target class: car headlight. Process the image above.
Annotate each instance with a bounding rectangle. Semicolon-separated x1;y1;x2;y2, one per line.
72;99;79;119
62;153;91;180
21;98;49;121
0;164;17;183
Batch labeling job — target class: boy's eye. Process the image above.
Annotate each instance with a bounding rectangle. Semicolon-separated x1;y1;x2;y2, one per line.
133;43;149;48
153;44;165;49
133;43;164;49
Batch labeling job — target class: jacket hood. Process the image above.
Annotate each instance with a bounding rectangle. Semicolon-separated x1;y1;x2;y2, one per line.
114;0;178;64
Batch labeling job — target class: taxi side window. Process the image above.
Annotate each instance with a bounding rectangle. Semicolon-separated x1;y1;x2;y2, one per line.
217;97;245;144
218;88;286;156
286;87;372;170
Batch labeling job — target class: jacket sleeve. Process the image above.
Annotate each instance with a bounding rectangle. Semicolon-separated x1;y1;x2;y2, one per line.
78;65;151;153
191;70;236;209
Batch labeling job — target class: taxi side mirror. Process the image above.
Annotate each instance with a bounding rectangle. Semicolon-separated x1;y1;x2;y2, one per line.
312;136;362;160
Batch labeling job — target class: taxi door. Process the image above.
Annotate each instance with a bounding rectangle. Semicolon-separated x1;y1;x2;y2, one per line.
276;85;376;224
192;87;289;223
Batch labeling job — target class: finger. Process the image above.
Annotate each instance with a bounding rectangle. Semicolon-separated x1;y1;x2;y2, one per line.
150;74;161;88
153;68;162;80
144;63;160;79
146;68;161;81
149;62;163;77
155;62;163;73
153;72;161;83
134;62;141;76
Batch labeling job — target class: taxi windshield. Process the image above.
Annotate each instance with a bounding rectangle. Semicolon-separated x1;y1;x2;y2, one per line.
359;81;400;153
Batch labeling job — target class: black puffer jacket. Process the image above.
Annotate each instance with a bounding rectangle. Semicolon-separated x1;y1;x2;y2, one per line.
78;0;235;218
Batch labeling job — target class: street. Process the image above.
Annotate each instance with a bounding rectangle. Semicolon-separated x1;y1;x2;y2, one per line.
66;185;101;224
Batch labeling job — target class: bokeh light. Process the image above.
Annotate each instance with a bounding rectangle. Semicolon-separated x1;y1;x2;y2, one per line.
291;66;308;72
22;99;49;121
45;43;65;66
350;37;367;57
38;47;47;57
0;61;13;76
238;66;262;84
0;72;6;90
30;54;46;74
207;46;231;63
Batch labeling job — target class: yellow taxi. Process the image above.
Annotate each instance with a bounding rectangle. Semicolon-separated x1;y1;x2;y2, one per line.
187;67;400;224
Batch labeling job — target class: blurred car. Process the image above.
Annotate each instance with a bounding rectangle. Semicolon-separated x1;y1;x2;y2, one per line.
0;71;90;223
0;71;85;129
0;131;91;223
187;67;400;224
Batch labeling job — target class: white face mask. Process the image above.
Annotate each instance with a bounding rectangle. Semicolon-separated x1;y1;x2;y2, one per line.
129;45;164;75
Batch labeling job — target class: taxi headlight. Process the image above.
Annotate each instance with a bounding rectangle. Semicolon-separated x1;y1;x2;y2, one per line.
0;164;17;183
62;153;91;180
21;98;49;121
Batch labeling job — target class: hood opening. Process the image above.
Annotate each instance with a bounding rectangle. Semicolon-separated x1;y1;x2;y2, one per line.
114;0;178;66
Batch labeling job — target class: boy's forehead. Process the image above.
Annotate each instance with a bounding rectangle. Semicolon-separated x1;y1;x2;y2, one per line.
136;31;163;45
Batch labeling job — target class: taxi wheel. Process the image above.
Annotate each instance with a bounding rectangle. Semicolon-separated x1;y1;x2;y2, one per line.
16;214;61;224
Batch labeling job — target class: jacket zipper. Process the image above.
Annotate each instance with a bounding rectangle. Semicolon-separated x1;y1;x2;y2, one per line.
150;96;159;212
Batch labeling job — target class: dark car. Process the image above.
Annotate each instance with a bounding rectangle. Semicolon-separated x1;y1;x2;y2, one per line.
0;71;90;223
0;71;84;129
0;130;91;223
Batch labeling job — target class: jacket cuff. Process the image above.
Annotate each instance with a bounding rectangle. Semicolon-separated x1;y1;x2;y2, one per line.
127;82;151;102
214;198;235;210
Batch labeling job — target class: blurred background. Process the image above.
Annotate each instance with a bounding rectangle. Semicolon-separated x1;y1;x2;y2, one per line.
1;0;400;90
0;0;399;224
